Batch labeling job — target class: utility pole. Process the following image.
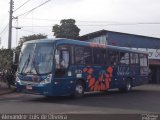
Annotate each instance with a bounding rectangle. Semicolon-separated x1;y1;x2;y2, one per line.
14;17;21;47
0;37;1;46
8;0;14;49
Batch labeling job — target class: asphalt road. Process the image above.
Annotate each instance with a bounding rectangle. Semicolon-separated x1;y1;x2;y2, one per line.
0;84;160;114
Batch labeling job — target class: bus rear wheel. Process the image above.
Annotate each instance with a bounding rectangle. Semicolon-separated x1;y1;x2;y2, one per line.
119;79;132;92
72;81;84;98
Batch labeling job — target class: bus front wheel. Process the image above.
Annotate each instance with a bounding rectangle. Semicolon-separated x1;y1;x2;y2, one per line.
72;81;84;98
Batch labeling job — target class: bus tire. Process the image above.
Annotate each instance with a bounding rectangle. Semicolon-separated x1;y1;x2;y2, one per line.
119;79;132;92
72;81;84;98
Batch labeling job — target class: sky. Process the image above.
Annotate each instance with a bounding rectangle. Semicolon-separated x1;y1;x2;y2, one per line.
0;0;160;48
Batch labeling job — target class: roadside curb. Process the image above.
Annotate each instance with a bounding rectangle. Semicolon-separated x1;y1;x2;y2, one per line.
0;88;16;96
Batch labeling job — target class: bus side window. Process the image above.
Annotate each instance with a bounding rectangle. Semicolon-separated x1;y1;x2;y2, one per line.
93;48;105;65
61;51;69;68
55;46;70;69
75;46;85;64
109;50;119;66
84;47;92;65
55;49;60;69
140;54;148;75
130;53;139;65
93;48;99;65
140;54;148;67
119;52;129;65
74;46;92;65
101;49;106;65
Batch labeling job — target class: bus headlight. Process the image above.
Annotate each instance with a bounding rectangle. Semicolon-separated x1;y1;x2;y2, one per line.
40;74;52;84
45;74;52;83
16;77;21;83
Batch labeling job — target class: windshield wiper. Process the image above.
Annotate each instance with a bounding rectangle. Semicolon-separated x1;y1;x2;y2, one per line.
32;55;40;75
20;54;31;75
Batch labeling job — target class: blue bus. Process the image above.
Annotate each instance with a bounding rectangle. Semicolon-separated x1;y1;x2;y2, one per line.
15;38;149;98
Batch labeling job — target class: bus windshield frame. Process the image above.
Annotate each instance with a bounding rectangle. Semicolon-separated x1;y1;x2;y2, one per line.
18;43;54;75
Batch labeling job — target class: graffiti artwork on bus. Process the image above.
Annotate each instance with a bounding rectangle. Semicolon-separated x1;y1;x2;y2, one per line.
83;66;113;91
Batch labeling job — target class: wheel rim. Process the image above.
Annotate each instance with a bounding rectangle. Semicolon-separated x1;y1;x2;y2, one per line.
126;82;131;91
76;85;83;95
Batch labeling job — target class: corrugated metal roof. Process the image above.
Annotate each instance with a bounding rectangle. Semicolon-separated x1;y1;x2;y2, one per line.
79;29;160;41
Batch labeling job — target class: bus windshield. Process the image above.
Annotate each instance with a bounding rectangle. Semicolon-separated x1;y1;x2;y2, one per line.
18;43;54;75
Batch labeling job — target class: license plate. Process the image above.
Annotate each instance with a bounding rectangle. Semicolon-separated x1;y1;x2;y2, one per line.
26;85;32;90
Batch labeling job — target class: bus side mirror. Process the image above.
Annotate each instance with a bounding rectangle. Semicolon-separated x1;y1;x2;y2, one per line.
13;51;20;65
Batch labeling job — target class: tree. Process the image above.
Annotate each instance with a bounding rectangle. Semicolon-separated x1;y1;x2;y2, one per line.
0;48;14;87
15;33;47;67
18;34;47;47
52;19;80;39
16;34;47;51
0;49;13;72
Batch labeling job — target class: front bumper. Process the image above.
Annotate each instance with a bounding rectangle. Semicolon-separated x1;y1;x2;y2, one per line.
16;81;52;96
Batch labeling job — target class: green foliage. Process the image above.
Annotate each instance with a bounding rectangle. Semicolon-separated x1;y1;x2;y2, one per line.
0;48;13;71
16;34;47;52
18;34;47;47
0;34;47;83
52;19;80;39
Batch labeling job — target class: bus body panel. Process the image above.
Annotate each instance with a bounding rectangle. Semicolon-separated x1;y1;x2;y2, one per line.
16;38;149;97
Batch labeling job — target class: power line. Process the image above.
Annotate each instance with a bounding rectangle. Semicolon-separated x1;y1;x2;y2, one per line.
18;22;160;28
0;24;9;35
20;18;160;25
17;0;52;17
78;23;160;26
20;28;51;36
22;18;59;22
77;22;160;26
14;0;32;12
20;25;51;27
21;18;115;23
20;29;40;34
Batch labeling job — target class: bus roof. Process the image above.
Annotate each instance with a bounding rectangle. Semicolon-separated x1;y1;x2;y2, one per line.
24;38;148;54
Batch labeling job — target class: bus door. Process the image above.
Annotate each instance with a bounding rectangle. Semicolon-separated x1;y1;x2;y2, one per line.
139;54;149;84
117;52;130;87
130;53;140;85
54;45;74;95
108;50;120;88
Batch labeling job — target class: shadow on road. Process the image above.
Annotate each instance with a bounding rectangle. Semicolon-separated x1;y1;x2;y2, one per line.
24;85;160;112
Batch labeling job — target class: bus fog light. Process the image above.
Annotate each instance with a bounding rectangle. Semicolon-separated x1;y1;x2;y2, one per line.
16;77;21;83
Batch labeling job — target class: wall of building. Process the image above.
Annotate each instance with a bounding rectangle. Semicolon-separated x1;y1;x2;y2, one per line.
87;35;107;45
108;32;160;49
